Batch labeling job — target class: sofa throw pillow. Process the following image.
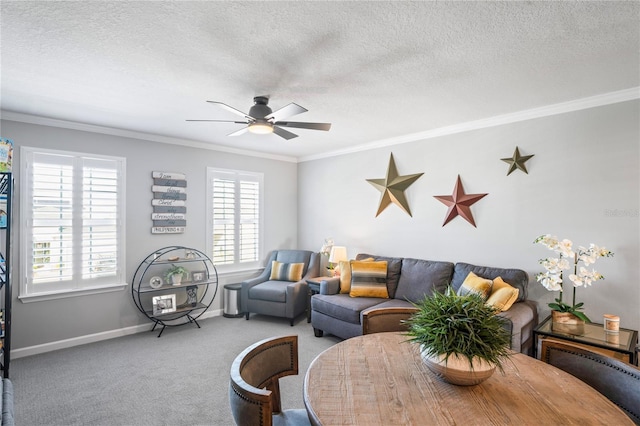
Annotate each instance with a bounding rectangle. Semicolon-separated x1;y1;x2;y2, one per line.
340;257;374;294
457;271;492;301
349;260;389;298
486;276;519;311
269;261;304;282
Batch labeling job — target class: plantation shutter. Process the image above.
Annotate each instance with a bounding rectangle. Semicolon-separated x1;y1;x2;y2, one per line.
21;148;126;297
210;169;262;268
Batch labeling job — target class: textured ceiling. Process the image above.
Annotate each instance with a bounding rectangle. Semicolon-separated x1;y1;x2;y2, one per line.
1;1;638;160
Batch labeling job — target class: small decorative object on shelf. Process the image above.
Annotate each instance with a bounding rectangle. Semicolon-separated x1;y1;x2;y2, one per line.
149;276;163;289
534;234;614;325
131;246;218;337
404;288;511;386
186;286;198;307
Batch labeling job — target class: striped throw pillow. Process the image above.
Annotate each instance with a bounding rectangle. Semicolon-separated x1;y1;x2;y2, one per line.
269;261;304;282
349;260;389;298
457;271;493;301
340;257;374;294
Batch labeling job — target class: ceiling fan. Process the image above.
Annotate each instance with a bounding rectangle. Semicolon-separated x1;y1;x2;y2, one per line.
187;96;331;140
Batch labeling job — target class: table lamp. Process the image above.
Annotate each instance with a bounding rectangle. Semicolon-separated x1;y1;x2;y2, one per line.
328;246;348;276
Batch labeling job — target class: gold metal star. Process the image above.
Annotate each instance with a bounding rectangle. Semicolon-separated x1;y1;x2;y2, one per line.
501;146;534;175
434;175;488;227
367;153;423;217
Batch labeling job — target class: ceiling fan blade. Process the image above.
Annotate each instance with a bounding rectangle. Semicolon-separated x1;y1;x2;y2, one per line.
186;119;248;124
228;127;250;137
273;126;299;140
265;103;307;122
206;101;254;120
274;121;332;131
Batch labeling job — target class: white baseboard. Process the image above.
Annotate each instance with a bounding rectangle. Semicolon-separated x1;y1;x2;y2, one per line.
12;309;223;359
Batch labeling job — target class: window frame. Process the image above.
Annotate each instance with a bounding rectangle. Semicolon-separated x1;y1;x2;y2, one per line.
206;167;264;274
19;146;127;302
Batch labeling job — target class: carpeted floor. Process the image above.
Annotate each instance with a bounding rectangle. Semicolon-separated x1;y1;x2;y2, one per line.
11;314;341;426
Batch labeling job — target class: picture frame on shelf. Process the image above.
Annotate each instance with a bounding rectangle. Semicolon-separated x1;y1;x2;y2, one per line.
191;270;207;283
152;294;176;316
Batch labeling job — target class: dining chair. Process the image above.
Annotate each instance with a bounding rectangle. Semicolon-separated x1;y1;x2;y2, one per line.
362;307;417;335
229;335;310;426
540;338;640;424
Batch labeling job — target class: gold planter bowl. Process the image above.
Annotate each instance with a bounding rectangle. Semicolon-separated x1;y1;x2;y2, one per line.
421;349;496;386
551;311;585;335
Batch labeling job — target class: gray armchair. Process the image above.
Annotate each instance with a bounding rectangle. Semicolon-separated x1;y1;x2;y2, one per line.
241;250;319;326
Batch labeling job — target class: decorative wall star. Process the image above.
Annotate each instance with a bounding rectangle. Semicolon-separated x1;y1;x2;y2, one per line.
434;175;488;227
367;153;423;217
501;146;534;175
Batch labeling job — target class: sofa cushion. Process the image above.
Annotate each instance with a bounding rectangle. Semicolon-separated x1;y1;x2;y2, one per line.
486;277;519;311
357;254;402;298
269;261;304;282
350;261;389;298
457;271;493;300
248;281;289;303
395;258;454;303
451;262;528;302
312;294;383;324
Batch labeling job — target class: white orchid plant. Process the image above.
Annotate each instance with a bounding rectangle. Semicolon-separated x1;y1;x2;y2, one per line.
320;237;334;257
534;234;613;322
320;237;335;273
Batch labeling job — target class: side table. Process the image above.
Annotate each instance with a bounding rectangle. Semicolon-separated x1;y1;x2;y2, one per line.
306;276;333;323
533;315;638;366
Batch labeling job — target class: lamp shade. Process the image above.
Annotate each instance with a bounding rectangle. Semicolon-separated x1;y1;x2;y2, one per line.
329;246;348;263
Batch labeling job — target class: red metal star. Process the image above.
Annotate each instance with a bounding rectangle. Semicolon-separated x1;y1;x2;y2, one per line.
434;175;488;227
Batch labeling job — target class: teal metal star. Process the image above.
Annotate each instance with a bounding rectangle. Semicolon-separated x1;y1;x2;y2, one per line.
501;146;534;175
367;153;423;217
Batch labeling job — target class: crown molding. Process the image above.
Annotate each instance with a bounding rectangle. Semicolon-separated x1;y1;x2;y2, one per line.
2;87;637;164
299;87;640;162
0;111;298;163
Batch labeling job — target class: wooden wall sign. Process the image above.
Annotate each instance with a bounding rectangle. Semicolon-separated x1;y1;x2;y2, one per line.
151;171;187;234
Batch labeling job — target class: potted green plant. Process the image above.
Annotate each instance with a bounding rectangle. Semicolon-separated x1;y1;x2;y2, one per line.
165;264;188;286
404;288;511;386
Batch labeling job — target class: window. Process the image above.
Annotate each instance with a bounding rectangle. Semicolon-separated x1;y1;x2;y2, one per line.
20;147;126;300
207;168;263;271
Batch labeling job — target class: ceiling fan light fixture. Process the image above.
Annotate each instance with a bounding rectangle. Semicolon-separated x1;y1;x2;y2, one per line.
248;122;273;135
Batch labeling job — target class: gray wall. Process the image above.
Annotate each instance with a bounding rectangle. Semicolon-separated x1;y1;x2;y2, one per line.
298;100;640;332
2;120;299;350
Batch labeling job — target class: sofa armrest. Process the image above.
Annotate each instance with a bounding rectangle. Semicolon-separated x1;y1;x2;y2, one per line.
362;307;418;334
320;277;340;295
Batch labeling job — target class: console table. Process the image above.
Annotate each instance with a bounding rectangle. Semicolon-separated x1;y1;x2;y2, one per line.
533;315;638;365
306;276;332;323
304;332;634;425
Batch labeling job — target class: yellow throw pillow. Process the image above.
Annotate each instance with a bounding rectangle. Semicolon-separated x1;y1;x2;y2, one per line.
269;261;304;282
349;260;389;298
486;276;519;311
457;271;493;301
340;257;374;294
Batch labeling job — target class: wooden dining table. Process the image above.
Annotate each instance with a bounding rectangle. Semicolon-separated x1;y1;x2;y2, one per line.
303;332;634;425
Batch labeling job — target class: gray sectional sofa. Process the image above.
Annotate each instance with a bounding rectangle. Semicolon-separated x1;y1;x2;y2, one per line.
310;253;539;354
